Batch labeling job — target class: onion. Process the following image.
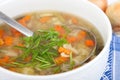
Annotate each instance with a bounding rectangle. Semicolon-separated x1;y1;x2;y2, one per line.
63;44;78;54
89;0;108;12
60;52;70;57
1;49;18;57
106;2;120;32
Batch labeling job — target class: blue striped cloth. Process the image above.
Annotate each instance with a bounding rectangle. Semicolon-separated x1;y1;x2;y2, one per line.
100;33;120;80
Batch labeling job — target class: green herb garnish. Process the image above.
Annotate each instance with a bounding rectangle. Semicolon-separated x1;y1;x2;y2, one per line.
70;52;75;69
12;29;67;69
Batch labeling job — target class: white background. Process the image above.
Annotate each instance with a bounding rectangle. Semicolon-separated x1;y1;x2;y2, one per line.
0;0;119;5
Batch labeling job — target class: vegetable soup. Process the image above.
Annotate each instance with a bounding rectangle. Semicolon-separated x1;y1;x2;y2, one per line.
0;11;104;75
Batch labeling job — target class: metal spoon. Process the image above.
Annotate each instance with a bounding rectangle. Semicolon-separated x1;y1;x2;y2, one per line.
69;25;97;64
0;11;33;37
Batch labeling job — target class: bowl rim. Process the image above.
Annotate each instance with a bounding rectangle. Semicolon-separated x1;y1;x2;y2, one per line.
0;0;112;79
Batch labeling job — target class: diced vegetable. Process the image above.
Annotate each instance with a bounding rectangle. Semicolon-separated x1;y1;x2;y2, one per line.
8;67;17;72
0;38;4;46
55;56;69;65
17;43;24;47
24;56;32;62
71;17;78;24
77;30;86;40
58;47;71;55
67;36;77;43
18;15;31;26
60;52;70;57
85;39;94;47
0;56;10;66
23;15;31;22
0;29;5;38
4;36;14;46
2;56;10;62
54;25;66;37
39;16;51;23
11;28;22;37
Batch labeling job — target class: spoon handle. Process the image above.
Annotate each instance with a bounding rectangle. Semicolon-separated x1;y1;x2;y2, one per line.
0;11;33;37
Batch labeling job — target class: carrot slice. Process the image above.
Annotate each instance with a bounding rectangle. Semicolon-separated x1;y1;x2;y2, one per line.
18;19;27;27
9;67;17;72
0;59;4;66
0;29;5;38
17;43;24;47
55;25;65;32
24;56;32;62
58;47;65;53
77;30;86;40
85;39;94;47
64;49;71;55
0;38;4;46
0;56;10;64
54;25;66;37
54;25;63;31
55;56;69;65
17;15;31;26
39;16;51;23
2;56;10;63
71;17;78;24
22;15;31;22
67;36;77;43
4;36;14;46
58;47;71;55
11;28;22;37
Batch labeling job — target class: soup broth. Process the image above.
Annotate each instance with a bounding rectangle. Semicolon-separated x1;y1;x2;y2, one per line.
0;11;104;75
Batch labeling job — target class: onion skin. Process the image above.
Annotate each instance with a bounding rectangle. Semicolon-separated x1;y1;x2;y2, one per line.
89;0;108;12
106;2;120;32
